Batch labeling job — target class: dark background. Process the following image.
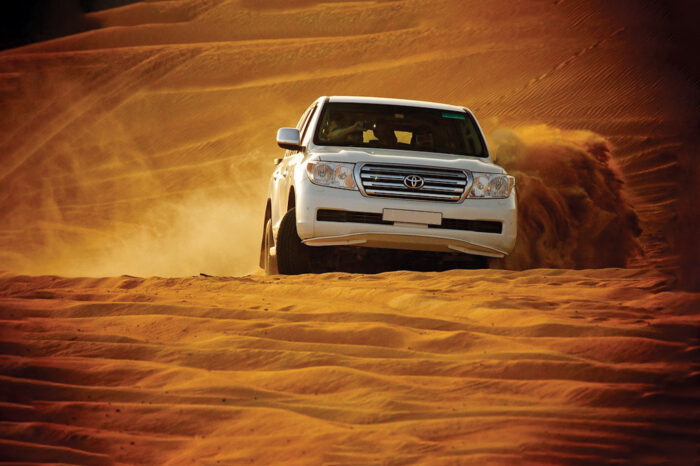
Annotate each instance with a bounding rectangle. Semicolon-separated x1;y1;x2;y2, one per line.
0;0;142;50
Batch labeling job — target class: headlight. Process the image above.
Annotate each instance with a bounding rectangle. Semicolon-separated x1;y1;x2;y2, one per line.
306;161;357;190
467;173;514;199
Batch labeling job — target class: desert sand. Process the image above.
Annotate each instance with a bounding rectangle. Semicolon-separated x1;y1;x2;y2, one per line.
1;269;699;464
0;0;698;463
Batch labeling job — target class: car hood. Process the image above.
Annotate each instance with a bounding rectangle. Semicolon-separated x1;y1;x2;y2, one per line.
310;147;504;173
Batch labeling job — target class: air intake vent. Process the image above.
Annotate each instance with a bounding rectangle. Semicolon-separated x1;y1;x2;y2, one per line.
358;164;470;202
316;209;502;234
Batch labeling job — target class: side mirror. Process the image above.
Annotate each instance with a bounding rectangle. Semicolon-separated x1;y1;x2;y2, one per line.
276;127;302;151
273;158;282;165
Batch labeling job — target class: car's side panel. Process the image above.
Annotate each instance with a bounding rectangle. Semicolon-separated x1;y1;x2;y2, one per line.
287;98;326;233
270;158;287;234
271;103;315;233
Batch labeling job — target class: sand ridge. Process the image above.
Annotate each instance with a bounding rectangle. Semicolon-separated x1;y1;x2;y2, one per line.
0;268;698;463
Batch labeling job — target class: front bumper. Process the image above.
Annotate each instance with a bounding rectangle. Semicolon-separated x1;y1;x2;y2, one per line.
294;177;517;258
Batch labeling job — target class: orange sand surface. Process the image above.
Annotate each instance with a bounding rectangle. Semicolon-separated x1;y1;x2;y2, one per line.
0;0;699;463
1;269;698;464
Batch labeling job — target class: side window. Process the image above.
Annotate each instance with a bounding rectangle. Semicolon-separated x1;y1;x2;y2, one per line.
299;104;318;144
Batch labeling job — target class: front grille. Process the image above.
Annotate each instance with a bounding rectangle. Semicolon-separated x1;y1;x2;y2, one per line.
317;209;502;234
358;164;469;202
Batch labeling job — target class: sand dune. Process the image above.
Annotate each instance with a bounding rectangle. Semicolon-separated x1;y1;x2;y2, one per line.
0;0;698;463
1;269;698;463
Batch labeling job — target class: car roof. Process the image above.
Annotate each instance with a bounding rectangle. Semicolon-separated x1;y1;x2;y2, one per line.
327;96;468;113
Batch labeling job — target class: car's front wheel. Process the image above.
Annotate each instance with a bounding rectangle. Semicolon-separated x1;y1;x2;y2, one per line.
276;207;312;275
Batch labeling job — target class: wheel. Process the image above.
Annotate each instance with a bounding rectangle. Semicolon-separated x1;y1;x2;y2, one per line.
262;218;278;275
276;207;311;275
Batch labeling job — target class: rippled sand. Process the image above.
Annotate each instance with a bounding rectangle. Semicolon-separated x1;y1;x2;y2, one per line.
0;269;698;463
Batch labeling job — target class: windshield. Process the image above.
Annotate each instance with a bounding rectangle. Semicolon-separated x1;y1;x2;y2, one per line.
313;102;486;157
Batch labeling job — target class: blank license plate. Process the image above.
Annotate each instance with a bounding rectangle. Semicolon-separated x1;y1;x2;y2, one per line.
382;209;442;225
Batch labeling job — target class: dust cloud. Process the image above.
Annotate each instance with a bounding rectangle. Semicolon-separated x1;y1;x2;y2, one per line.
46;195;263;277
1;192;263;278
489;125;641;269
0;64;268;278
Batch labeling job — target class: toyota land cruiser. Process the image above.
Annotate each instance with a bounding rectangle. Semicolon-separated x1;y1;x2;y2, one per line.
260;96;517;274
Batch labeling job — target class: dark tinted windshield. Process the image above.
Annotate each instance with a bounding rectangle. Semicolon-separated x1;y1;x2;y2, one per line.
313;102;486;157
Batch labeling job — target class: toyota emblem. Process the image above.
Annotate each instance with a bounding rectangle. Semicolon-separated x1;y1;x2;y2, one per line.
403;174;425;189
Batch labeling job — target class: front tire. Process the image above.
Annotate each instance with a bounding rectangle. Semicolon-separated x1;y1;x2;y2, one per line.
276;207;312;275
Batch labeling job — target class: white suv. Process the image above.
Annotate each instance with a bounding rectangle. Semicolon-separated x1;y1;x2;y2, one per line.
260;96;517;274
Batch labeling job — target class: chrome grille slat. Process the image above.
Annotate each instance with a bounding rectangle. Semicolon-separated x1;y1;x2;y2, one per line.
365;189;461;201
361;174;466;186
362;166;465;178
423;177;467;186
361;173;405;181
362;181;463;193
362;181;408;189
358;163;470;203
